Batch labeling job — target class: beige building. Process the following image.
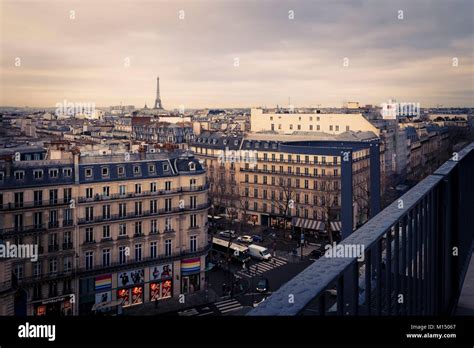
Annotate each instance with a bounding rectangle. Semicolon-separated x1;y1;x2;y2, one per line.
0;148;209;315
250;108;379;135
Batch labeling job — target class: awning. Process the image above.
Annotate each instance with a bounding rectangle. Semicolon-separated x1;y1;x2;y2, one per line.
330;221;342;232
292;217;324;231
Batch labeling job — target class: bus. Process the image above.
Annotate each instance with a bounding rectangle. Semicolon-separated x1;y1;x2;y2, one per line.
211;237;250;263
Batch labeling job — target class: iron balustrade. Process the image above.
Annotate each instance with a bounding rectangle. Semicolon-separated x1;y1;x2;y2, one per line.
77;203;210;225
77;184;208;204
248;143;474;316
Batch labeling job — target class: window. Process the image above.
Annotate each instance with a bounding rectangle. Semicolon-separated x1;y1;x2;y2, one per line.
86;188;93;199
150;219;158;234
190;214;197;228
329;125;333;131
63;168;72;177
150;241;158;259
49;169;59;178
135;184;142;194
165;240;172;256
102;225;110;239
102;186;110;197
33;262;42;277
85;227;94;243
102;249;111;266
135;201;143;216
150;200;158;214
33;170;43;179
85;168;93;178
165;198;172;212
135;221;142;236
165;181;171;191
119;203;127;218
14;171;25;180
190;236;197;252
190;196;196;209
150;182;157;193
118;166;125;176
163;163;169;171
14;192;23;208
101;167;109;177
64;231;72;245
85;251;94;270
335;125;339;131
119;246;127;264
119;185;126;195
119;223;127;236
49;258;58;273
63;257;72;272
102;205;111;219
14;264;24;280
346;125;350;131
133;165;141;175
148;164;155;174
135;244;142;262
317;125;320;131
165;217;172;231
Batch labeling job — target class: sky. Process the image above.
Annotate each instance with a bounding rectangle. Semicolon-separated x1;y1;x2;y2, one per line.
0;0;473;108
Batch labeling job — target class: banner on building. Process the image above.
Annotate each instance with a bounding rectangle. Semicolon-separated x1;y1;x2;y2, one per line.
95;274;112;291
149;263;173;281
181;257;201;276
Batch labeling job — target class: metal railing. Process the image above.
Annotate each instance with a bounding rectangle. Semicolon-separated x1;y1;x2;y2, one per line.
77;184;208;204
248;143;474;316
77;203;210;225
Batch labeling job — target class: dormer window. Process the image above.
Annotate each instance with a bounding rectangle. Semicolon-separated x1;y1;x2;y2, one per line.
148;164;156;174
133;165;141;175
14;171;25;180
85;168;93;178
118;166;125;176
33;170;43;179
63;168;72;177
163;163;169;171
189;162;196;171
101;167;109;177
0;172;4;181
49;169;59;178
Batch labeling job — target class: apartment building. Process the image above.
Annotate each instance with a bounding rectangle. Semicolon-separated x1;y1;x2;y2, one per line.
190;132;381;240
250;108;379;135
0;149;209;315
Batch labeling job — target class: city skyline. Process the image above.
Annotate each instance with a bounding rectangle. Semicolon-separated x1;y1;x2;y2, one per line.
1;0;473;108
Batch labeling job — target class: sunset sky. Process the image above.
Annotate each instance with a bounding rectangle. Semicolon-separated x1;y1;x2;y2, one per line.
0;0;473;108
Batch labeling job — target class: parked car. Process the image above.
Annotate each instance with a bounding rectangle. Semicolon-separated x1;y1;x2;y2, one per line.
237;235;253;244
256;278;270;293
252;235;264;243
218;230;236;239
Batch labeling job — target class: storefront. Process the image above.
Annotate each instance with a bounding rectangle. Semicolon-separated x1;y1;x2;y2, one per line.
270;215;292;229
149;263;173;301
33;294;73;316
116;269;144;307
181;257;201;294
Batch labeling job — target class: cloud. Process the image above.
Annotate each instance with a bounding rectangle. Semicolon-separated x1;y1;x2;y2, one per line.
0;0;472;107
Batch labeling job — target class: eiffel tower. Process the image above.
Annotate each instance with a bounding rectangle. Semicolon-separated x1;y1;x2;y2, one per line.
154;76;163;109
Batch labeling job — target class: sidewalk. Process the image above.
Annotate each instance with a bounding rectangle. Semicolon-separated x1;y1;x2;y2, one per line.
123;288;218;315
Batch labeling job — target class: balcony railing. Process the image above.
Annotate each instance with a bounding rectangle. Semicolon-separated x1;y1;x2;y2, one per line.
77;184;208;204
249;143;474;316
77;203;210;225
240;167;341;179
0;200;70;211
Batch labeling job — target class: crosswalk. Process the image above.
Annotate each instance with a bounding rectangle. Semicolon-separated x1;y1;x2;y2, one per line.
214;298;243;314
235;257;287;279
177;299;242;316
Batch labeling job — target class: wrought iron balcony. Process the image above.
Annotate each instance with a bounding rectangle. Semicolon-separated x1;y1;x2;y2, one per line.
248;143;474;316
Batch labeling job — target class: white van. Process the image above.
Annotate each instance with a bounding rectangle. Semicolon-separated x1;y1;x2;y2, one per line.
248;244;272;261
